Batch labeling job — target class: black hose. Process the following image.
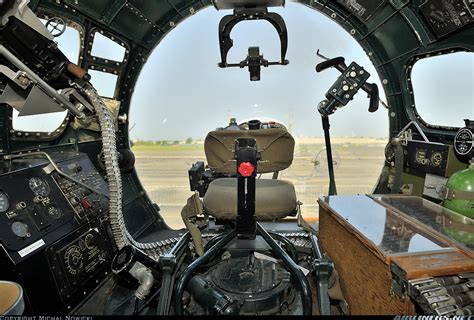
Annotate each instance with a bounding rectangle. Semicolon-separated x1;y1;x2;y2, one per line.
204;233;226;252
174;230;237;315
257;223;313;315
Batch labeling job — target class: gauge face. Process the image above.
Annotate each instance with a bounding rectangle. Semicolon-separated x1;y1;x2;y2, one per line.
11;221;29;238
454;128;473;157
431;152;443;167
0;191;9;213
29;177;50;196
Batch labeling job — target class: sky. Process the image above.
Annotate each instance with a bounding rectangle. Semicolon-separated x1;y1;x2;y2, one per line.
11;2;474;140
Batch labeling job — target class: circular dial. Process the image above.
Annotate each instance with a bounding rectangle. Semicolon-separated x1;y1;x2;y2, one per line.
0;191;9;213
454;128;473;157
431;152;443;167
64;245;83;275
84;233;96;249
28;177;50;196
11;221;29;238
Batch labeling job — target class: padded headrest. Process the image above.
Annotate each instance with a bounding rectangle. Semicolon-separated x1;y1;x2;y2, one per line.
204;127;295;174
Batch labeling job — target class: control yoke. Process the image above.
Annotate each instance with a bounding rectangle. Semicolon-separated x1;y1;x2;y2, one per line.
315;50;379;116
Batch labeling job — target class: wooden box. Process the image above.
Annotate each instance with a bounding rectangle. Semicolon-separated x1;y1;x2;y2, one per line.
318;195;474;315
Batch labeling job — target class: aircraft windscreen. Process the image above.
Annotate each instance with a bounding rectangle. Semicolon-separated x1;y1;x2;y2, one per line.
128;3;389;229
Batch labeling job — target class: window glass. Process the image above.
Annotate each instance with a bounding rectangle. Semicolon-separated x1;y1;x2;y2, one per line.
12;18;80;132
129;4;389;229
40;18;80;63
88;70;118;98
12;109;68;132
412;52;474;128
91;32;126;62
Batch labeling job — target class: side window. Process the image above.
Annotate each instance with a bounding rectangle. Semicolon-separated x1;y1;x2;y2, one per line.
12;18;80;132
91;32;126;62
88;70;118;98
412;52;474;128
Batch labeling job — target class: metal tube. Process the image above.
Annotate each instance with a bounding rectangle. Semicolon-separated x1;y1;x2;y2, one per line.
268;231;298;263
396;120;431;143
0;45;85;118
156;233;191;315
257;223;313;315
309;234;333;316
322;116;337;196
169;232;191;256
174;230;237;315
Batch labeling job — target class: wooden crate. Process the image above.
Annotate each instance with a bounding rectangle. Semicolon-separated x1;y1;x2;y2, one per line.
318;195;474;315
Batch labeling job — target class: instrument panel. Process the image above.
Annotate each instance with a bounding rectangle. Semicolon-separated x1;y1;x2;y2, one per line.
0;152;113;313
336;0;387;22
406;141;449;176
0;153;109;260
420;0;473;38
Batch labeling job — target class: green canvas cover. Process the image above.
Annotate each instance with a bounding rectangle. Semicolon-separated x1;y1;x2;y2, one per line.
204;128;295;174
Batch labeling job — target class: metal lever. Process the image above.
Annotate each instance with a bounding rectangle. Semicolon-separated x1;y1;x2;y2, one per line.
310;235;334;315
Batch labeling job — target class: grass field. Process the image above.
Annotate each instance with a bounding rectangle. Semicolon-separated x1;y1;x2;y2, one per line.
133;137;387;229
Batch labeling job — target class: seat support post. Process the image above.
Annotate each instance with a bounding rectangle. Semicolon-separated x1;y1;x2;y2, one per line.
235;138;258;239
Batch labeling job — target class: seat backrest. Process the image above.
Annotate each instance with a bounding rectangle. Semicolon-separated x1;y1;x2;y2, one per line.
204;127;295;174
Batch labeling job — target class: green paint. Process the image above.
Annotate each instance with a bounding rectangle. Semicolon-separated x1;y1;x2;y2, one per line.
443;164;474;218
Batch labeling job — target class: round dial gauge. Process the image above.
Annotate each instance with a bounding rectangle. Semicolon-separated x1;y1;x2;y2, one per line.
454;128;473;157
0;191;9;213
11;221;29;238
28;177;50;196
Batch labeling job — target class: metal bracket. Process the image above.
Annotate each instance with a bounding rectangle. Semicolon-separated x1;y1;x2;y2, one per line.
218;8;288;68
156;233;191;315
235;138;258;240
390;263;409;299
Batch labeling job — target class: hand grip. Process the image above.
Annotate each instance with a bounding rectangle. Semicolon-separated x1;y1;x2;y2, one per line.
364;83;379;113
67;63;91;81
315;57;345;73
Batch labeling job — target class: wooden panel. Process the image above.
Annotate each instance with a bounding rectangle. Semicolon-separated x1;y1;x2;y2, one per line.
319;205;416;315
390;250;474;280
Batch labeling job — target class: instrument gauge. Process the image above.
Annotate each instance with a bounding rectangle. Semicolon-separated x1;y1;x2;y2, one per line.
0;191;10;213
28;177;50;196
431;152;443;167
11;221;29;238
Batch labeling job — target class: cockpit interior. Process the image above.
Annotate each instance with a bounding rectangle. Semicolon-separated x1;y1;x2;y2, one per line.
0;0;473;316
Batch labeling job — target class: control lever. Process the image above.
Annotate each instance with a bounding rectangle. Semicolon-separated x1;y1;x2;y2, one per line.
315;56;346;73
364;82;379;113
315;50;379;114
314;50;381;196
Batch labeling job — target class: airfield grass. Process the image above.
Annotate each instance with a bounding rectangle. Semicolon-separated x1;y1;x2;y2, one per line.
133;137;388;229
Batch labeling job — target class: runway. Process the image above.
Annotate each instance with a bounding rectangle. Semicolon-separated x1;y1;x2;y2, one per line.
133;139;387;228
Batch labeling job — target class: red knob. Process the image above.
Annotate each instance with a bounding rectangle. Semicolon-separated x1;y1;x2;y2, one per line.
238;162;255;177
81;198;92;209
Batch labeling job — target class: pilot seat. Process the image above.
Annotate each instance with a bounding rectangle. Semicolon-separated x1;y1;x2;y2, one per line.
175;119;313;315
202;119;297;222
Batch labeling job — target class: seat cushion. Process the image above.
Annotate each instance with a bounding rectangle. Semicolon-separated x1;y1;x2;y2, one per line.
203;178;297;221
